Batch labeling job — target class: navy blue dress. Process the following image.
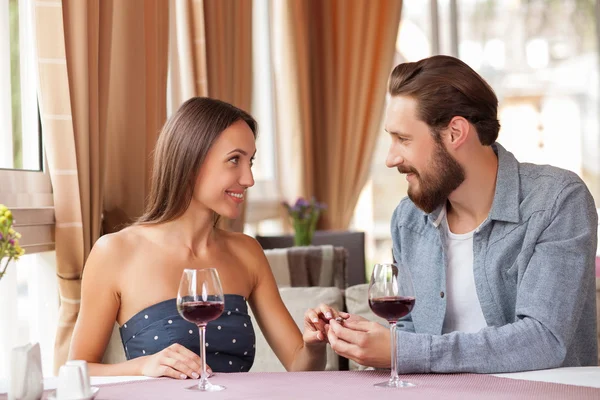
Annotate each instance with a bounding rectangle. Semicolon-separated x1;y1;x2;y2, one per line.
119;294;255;372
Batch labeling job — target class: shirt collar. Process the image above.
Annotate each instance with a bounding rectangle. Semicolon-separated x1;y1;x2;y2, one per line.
426;142;521;226
488;143;520;223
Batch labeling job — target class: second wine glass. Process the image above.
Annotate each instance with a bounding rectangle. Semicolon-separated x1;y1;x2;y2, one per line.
368;263;416;388
177;268;225;392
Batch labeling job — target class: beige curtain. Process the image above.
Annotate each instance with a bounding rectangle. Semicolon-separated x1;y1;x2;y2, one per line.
168;0;208;112
272;0;402;230
168;0;250;231
34;0;168;370
204;0;253;232
102;1;169;234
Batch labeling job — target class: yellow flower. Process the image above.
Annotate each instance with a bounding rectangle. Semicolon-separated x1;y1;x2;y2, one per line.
0;204;6;213
4;210;11;218
8;228;15;235
15;232;21;239
0;216;5;224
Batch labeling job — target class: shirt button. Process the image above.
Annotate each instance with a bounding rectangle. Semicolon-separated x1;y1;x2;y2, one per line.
440;291;445;298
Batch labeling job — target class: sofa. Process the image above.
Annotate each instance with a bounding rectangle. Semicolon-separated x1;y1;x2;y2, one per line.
249;284;386;372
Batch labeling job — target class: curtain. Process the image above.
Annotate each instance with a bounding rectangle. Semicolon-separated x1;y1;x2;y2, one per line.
204;0;253;232
168;0;251;232
272;0;402;230
34;0;169;370
168;0;208;113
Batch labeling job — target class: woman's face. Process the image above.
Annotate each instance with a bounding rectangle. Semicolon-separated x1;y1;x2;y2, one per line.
193;120;256;220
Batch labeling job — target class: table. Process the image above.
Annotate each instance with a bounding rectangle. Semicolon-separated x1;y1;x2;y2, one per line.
1;367;599;399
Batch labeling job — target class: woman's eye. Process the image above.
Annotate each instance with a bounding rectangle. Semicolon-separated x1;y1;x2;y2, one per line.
229;156;239;164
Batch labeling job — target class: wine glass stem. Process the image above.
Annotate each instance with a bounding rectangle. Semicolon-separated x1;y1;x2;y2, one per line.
389;322;399;384
198;325;208;386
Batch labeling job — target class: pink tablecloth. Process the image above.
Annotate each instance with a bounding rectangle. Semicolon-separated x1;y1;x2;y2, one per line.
42;370;600;400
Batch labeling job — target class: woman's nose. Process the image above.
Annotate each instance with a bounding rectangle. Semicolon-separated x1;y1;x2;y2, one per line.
240;166;255;188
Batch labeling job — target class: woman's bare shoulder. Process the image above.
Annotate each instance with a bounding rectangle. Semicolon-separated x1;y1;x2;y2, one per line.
92;225;140;253
86;225;151;271
219;230;265;260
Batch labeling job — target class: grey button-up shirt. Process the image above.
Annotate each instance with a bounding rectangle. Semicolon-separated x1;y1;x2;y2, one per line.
392;143;598;373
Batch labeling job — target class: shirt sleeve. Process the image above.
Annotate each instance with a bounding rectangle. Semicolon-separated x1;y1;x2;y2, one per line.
391;200;416;333
396;181;598;373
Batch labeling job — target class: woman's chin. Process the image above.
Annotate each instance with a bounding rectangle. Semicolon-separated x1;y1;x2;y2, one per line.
216;208;240;221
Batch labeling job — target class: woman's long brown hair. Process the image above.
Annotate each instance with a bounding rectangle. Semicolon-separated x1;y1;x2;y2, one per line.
137;97;257;225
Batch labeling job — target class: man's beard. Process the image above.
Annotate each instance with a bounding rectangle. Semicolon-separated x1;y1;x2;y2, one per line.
399;142;465;213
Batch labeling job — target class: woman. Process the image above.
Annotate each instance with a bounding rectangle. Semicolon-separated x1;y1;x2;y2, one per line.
69;97;340;379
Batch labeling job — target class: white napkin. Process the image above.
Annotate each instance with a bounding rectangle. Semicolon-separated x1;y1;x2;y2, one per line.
8;342;43;400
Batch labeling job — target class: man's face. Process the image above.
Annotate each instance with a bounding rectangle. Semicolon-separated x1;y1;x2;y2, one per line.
384;96;465;213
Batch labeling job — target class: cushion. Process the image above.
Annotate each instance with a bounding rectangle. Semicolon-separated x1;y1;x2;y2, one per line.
344;283;388;370
249;286;344;372
264;246;348;289
102;322;126;364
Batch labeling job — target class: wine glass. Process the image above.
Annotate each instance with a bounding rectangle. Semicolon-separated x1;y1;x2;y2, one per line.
368;263;416;388
177;268;225;392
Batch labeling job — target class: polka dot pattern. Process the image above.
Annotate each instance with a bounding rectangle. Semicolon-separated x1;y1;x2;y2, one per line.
119;295;255;373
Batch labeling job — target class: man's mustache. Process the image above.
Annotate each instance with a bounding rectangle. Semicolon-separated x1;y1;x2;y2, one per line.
397;167;418;175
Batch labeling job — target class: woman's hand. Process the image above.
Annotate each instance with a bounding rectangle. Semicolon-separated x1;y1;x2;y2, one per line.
303;304;348;346
139;343;212;379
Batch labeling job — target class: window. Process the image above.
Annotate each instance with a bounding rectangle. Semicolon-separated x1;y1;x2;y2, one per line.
0;0;55;379
0;0;42;171
0;0;53;248
457;0;600;201
354;0;600;268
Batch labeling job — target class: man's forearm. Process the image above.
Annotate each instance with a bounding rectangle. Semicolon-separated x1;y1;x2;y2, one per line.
396;317;565;374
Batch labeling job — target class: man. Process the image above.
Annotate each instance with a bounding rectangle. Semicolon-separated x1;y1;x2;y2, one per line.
327;55;598;373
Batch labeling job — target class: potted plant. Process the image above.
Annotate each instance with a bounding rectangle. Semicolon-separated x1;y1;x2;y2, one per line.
283;197;326;246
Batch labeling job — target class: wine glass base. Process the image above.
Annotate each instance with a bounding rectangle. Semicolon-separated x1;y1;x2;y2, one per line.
374;380;415;388
185;382;226;392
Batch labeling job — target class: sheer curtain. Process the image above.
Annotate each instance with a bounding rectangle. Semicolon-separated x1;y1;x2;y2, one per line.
168;0;209;113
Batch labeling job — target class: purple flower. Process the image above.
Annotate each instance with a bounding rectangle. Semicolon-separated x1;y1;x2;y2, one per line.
9;239;14;245
295;197;309;208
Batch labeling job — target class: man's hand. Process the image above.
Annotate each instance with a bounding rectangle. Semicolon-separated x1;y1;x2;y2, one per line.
326;313;391;368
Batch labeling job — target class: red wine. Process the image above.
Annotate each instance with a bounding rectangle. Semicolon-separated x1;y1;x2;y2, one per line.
179;301;224;325
369;296;415;323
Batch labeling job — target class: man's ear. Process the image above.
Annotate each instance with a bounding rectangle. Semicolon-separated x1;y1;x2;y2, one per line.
445;116;470;149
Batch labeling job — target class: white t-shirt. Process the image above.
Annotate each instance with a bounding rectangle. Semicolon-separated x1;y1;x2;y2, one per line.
440;207;488;334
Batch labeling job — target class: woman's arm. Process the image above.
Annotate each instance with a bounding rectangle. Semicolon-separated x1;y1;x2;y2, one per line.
242;236;340;371
68;233;141;375
68;234;203;379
